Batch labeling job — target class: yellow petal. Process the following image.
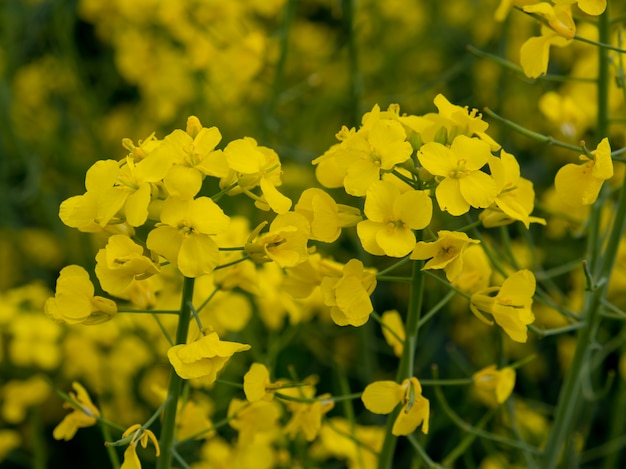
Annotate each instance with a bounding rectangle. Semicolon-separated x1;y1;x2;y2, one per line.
361;381;403;414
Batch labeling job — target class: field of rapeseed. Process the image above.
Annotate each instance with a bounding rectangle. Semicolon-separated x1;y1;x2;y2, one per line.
1;1;626;468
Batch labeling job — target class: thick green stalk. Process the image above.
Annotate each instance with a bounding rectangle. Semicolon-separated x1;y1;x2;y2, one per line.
156;276;195;469
541;6;615;467
377;260;424;469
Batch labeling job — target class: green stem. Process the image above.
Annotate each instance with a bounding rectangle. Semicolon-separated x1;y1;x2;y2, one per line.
377;260;425;469
483;108;587;153
541;7;620;467
156;276;195;469
29;408;46;469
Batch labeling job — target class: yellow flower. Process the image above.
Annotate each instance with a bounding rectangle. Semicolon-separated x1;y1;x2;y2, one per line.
157;116;228;199
222;137;292;214
313;105;413;196
281;385;334;442
294;188;361;243
146;196;230;278
519;4;574;78
553;0;606;16
381;310;405;357
555;138;613;206
244;212;310;267
167;330;251;384
473;365;516;406
357;180;432;257
1;375;51;424
228;398;282;446
410;230;480;281
361;377;429;435
95;234;160;301
417;135;498;216
53;382;100;441
243;363;280;402
120;424;160;469
470;270;536;343
481;151;545;228
450;244;492;294
320;259;377;327
45;265;117;325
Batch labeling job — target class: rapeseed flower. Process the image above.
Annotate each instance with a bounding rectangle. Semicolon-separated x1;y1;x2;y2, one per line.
313;105;413;196
481;151;545;228
53;382;100;441
45;265;117;325
520;4;574;78
470;270;536;343
417;135;498;216
357;180;432;257
554;138;613;206
553;0;606;16
167;330;250;384
95;234;160;302
320;259;377;326
361;377;429;435
244;212;310;267
120;424;160;469
146;196;230;278
473;365;516;406
222;137;291;213
294;188;361;243
411;230;480;281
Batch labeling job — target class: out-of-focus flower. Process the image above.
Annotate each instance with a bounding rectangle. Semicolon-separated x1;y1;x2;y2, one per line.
45;265;117;325
473;365;516;406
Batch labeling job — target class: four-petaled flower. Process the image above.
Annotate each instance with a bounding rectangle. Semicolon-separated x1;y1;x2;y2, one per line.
410;230;480;281
45;265;117;325
167;330;251;384
418;135;498;216
357;180;432;257
361;377;429;436
53;382;100;441
555;138;613;206
147;196;230;278
470;269;536;343
320;259;377;327
473;364;516;406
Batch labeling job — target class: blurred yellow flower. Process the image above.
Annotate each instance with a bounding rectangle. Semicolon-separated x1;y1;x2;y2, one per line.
381;310;405;357
473;365;516;406
45;265;117;325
